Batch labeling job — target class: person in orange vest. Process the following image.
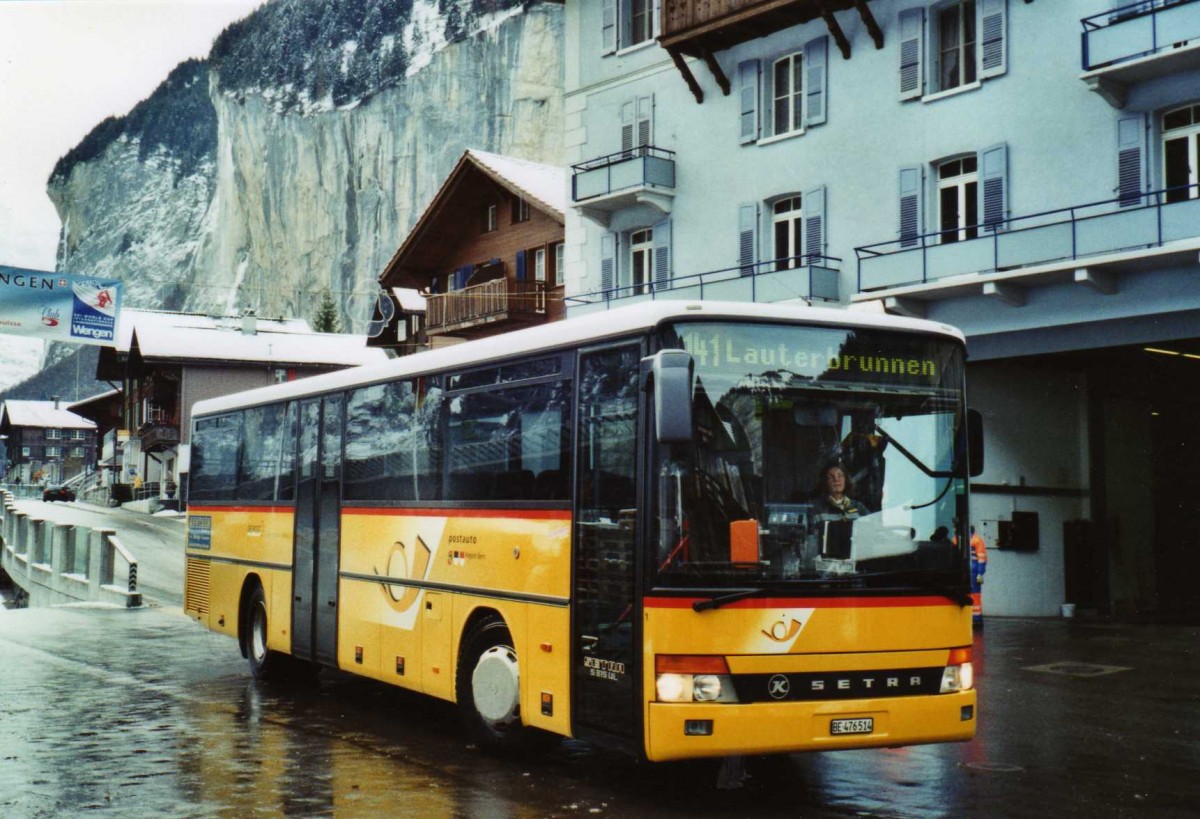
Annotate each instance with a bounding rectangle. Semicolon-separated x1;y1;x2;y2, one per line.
969;525;988;628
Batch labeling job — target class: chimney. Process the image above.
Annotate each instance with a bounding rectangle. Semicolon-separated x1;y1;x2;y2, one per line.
53;395;60;410
241;309;257;336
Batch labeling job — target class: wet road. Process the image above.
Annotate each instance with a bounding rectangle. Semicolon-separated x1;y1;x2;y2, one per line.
2;502;1198;816
0;602;1197;818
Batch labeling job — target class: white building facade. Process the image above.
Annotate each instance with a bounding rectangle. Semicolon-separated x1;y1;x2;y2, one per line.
562;0;1200;619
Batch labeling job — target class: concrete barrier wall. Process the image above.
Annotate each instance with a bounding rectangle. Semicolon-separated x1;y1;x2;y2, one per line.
0;491;141;608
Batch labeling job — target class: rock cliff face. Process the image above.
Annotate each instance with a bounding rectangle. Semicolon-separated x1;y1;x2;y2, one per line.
46;1;563;333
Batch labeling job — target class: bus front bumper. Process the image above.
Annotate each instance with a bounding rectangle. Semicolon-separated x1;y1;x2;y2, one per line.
645;690;976;762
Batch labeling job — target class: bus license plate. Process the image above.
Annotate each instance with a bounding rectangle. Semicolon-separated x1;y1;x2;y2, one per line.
830;718;874;735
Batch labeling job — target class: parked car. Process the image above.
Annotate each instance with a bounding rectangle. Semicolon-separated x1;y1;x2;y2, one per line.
42;485;76;503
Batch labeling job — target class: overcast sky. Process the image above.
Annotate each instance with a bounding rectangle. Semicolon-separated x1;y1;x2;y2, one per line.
0;0;266;273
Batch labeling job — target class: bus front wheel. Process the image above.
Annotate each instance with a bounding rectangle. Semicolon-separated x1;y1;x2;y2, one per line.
457;617;535;749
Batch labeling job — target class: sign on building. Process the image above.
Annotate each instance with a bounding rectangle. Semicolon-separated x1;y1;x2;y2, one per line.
0;265;122;346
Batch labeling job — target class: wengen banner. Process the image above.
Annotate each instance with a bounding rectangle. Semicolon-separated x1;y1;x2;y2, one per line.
0;265;122;346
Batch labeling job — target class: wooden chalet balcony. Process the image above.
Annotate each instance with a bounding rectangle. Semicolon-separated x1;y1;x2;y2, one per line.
138;423;180;454
425;278;548;336
661;0;860;56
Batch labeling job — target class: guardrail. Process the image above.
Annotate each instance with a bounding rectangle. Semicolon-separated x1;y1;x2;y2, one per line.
1082;0;1200;71
0;489;141;608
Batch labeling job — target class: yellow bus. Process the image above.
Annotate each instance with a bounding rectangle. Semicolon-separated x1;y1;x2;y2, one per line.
185;301;981;762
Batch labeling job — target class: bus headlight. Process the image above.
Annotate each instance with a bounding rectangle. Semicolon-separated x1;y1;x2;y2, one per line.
655;656;740;703
940;647;974;693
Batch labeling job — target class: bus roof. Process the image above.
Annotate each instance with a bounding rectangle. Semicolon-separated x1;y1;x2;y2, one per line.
191;301;965;418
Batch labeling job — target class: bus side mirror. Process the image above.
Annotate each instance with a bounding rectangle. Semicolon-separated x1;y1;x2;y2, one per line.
643;350;694;444
967;409;984;478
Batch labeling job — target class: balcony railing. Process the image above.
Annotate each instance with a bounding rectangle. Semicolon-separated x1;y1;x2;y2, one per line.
565;255;840;313
855;183;1200;293
425;278;548;334
138;423;181;454
1082;0;1200;70
572;146;676;204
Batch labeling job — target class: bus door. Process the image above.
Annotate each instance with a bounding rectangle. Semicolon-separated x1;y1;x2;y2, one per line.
292;394;345;666
573;344;642;740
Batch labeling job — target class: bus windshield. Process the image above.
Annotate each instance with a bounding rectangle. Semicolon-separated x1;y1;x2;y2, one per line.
654;321;968;592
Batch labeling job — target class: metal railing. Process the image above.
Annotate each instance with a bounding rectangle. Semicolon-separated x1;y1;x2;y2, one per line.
855;182;1200;293
425;278;548;332
1082;0;1200;70
572;145;677;203
566;254;841;309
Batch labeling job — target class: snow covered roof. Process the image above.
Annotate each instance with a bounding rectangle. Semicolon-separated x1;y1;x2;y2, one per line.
1;400;97;430
113;308;313;353
466;150;566;217
130;323;389;368
391;287;427;312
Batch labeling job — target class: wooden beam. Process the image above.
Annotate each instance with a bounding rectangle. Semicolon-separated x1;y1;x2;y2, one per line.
817;2;851;59
1074;268;1118;295
668;48;704;104
698;46;731;96
982;281;1026;307
854;0;884;49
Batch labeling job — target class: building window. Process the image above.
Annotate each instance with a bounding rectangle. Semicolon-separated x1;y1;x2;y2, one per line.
772;196;804;269
630;0;653;46
45;446;61;458
554;242;564;288
1164;104;1200;203
621;96;653;156
71;447;84;458
938;156;979;243
485;204;498;233
46;429;61;440
513;197;531;223
773;54;804;137
72;430;85;439
534;247;547;282
629;229;653;295
21;447;30;457
937;1;977;92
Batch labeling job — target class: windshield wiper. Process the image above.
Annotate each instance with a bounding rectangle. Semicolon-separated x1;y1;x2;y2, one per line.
872;425;953;478
854;570;972;606
693;587;765;612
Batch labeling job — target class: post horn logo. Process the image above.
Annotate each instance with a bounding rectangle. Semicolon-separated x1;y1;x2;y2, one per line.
762;616;804;643
374;536;431;612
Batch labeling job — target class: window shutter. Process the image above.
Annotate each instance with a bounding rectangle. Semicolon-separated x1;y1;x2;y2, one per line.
1117;114;1146;208
761;62;776;138
738;203;759;275
738;60;760;144
652;218;672;290
602;0;617;55
899;165;925;247
515;249;527;280
899;8;924;100
600;233;617;294
978;143;1009;232
979;0;1008;79
621;100;635;153
636;95;654;148
804;185;826;263
805;37;828;127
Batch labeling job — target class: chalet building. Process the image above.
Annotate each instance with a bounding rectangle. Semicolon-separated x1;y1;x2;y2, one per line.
561;0;1200;619
372;149;567;353
68;389;123;489
0;399;97;485
96;309;387;501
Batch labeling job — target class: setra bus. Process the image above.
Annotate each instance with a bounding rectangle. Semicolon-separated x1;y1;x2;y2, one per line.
184;301;982;761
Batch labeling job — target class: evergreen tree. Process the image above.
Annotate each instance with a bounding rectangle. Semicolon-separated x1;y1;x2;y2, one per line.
312;288;343;333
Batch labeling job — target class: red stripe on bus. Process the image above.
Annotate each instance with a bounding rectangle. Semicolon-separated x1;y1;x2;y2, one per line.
643;596;961;609
189;505;290;514
341;507;573;521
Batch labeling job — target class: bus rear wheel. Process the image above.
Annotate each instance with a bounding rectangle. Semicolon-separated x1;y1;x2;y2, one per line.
457;617;540;750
